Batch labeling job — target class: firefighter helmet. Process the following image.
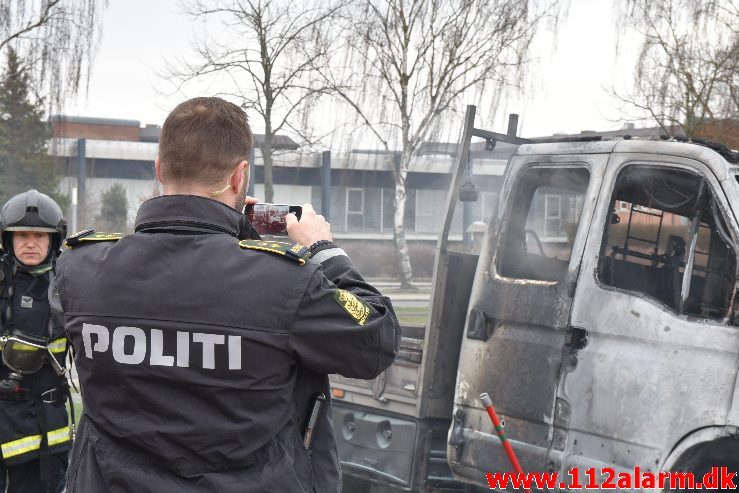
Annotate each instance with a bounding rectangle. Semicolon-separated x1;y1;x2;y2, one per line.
0;190;67;258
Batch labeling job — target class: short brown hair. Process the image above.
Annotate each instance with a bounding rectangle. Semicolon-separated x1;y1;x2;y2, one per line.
158;97;253;187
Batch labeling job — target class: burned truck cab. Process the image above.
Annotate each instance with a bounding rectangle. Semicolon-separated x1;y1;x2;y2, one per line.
329;104;739;492
449;138;739;488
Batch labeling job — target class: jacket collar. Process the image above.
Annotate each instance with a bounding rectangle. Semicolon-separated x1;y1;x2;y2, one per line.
135;195;258;239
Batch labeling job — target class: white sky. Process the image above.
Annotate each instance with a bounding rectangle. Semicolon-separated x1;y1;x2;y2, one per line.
67;0;642;141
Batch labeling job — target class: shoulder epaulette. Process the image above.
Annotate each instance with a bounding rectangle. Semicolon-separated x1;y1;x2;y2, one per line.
238;240;309;265
65;229;125;248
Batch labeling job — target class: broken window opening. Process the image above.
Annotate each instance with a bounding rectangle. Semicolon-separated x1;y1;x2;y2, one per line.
497;166;590;282
598;165;737;320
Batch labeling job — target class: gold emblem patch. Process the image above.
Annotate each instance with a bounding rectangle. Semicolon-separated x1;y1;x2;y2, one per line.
65;230;124;248
334;290;371;326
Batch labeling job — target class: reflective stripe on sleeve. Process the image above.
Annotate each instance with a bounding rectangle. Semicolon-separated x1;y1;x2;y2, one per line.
309;247;348;265
1;426;71;459
48;338;67;354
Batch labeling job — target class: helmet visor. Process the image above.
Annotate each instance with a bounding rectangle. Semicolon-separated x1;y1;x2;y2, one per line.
4;226;57;233
1;336;47;374
1;198;31;226
1;190;64;233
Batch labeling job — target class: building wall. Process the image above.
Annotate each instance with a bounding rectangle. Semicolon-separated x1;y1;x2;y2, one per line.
240;180;501;240
59;176;160;231
252;183;312;206
50;134;507;255
696;120;739;149
58;176;501;240
52;122;140;142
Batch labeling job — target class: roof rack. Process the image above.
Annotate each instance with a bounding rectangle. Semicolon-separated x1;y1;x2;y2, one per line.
527;134;739;163
531;135;604;143
666;135;739;164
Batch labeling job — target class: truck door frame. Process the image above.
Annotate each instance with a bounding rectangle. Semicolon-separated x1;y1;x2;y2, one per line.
447;146;611;487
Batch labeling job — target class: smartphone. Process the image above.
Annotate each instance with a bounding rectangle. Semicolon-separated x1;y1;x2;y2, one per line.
244;203;303;236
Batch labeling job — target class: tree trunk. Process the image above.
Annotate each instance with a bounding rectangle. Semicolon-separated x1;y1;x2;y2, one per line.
393;152;413;288
261;138;275;203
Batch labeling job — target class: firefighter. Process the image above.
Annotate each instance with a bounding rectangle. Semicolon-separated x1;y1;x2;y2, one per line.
0;190;71;493
51;96;401;492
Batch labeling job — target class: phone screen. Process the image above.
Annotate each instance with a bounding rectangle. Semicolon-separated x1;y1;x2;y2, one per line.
244;203;302;236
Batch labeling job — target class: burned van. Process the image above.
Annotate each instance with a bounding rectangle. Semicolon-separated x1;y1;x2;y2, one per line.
331;106;739;492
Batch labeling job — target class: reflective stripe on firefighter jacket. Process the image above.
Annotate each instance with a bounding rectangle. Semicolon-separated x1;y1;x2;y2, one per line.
1;426;71;459
47;337;67;354
0;257;71;465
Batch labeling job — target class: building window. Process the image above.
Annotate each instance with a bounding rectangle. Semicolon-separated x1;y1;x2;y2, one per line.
416;189;445;234
544;194;563;239
346;188;364;231
381;188;394;233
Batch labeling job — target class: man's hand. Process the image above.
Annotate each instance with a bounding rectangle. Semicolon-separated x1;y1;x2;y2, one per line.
286;203;332;246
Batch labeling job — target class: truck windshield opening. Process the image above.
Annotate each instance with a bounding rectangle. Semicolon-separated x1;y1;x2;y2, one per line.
598;165;736;320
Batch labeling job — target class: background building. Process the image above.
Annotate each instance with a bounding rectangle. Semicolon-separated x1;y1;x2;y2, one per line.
49;115;512;278
51;115;737;278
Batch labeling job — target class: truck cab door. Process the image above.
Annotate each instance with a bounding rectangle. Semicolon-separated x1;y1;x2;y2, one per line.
564;151;739;476
448;151;609;487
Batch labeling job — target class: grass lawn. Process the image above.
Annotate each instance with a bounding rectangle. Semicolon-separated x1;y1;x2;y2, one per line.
394;306;429;326
69;393;83;423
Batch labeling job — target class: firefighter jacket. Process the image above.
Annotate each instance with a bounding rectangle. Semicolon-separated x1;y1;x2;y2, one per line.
51;195;401;493
0;256;71;466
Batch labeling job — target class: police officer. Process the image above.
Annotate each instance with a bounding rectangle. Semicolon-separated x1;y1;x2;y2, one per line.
51;96;401;492
0;190;71;493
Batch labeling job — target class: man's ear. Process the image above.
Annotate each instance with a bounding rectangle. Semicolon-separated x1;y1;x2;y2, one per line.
242;161;250;192
155;156;164;184
230;160;249;193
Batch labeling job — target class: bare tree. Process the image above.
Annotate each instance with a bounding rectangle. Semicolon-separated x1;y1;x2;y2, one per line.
168;0;345;202
614;0;739;139
0;0;107;111
322;0;561;287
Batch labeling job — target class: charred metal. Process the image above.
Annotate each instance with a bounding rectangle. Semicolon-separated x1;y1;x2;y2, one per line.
330;106;739;491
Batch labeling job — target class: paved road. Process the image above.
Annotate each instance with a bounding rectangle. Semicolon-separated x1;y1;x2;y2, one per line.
371;280;432;304
391;299;429;308
370;280;432;290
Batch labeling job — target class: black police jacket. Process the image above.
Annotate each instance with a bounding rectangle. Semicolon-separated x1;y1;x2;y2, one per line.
51;195;401;492
0;258;71;466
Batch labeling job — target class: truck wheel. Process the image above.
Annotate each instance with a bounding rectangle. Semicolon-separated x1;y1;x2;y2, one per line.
463;485;490;493
666;436;739;493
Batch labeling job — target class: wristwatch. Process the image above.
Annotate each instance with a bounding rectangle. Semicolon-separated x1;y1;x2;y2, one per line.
308;240;335;257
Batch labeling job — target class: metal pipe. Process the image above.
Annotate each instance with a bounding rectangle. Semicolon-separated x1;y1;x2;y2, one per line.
321;151;331;221
77;139;86;228
680;181;707;311
480;392;530;493
438;105;476;253
507;114;520;137
70;187;78;235
463;156;473;247
248;144;256;197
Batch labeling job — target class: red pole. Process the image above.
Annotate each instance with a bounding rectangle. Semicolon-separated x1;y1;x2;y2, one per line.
480;393;530;493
